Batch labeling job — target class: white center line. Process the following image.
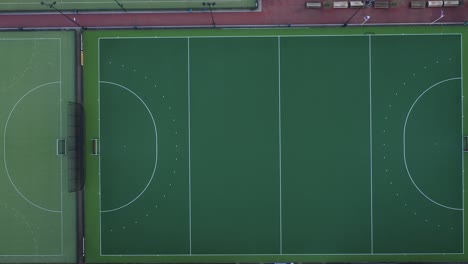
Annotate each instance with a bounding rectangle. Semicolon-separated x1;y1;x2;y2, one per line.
187;37;192;255
368;35;374;254
277;35;283;255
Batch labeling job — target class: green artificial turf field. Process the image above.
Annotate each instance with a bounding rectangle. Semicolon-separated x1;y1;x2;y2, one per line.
83;27;466;263
0;31;77;263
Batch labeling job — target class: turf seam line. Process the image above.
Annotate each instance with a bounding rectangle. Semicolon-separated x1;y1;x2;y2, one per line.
277;35;282;255
369;34;374;255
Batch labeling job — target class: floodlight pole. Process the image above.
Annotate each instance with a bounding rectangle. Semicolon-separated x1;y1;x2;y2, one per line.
361;15;371;25
114;0;127;12
343;4;365;27
202;2;216;28
430;10;445;24
40;1;86;29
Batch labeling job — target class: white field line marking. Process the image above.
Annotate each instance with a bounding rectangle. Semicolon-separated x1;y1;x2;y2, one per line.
100;252;464;256
1;37;63;256
99;81;158;213
97;34;462;41
368;35;374;254
3;81;61;213
187;37;192;255
461;34;465;253
59;38;64;255
94;34;463;256
0;254;65;257
0;38;61;40
403;77;463;211
98;38;102;255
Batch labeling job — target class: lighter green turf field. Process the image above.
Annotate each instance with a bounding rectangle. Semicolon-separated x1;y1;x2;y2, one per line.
0;0;257;11
83;27;467;263
0;31;76;263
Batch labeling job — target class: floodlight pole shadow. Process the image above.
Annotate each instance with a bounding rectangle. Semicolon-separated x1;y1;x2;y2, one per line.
40;1;86;29
114;0;127;12
202;2;216;28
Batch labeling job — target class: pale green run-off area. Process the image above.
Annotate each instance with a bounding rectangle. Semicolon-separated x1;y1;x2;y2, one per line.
0;0;257;11
0;31;76;263
84;32;463;263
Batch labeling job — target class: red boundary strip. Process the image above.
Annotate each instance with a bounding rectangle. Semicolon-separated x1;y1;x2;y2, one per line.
0;0;466;29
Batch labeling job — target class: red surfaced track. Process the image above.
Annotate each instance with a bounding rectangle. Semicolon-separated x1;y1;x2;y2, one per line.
0;0;466;29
